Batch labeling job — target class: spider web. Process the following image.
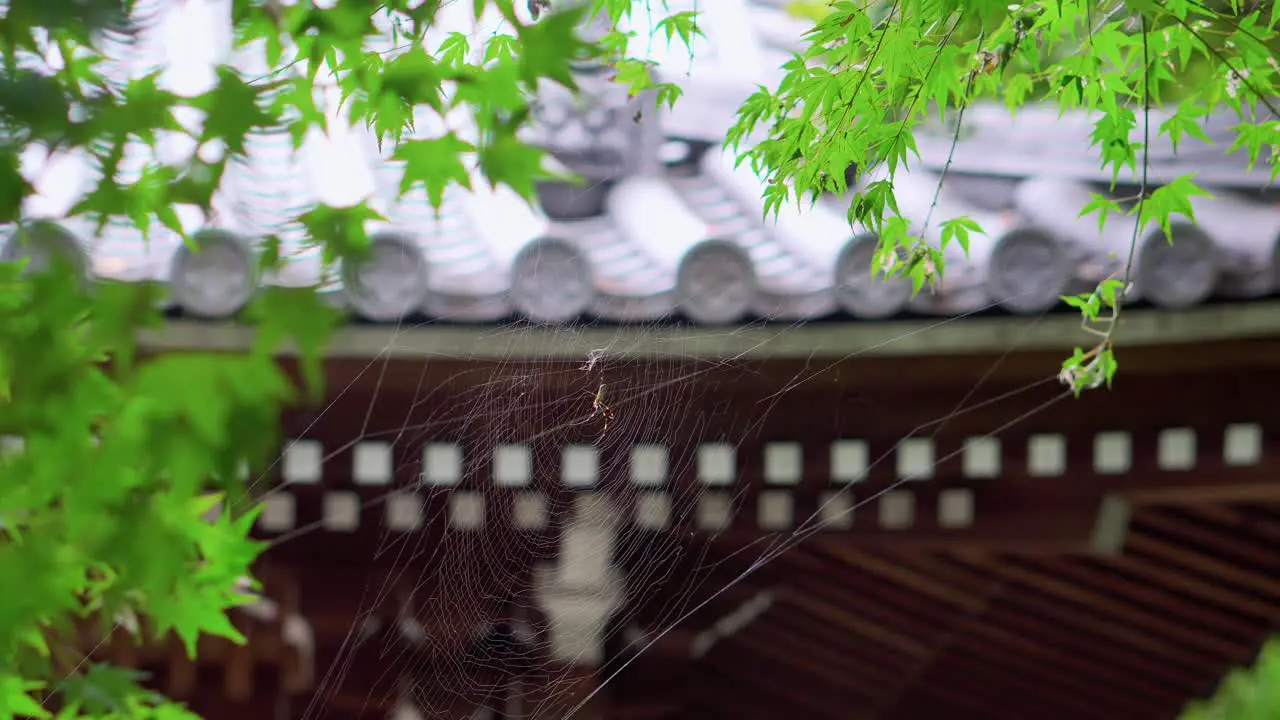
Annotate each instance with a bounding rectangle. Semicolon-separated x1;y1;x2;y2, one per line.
239;300;1070;720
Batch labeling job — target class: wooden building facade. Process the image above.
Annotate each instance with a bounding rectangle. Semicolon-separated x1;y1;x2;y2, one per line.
89;304;1280;720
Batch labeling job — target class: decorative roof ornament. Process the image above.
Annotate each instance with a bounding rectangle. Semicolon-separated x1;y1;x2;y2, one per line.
701;145;885;319
605;174;756;324
525;0;664;219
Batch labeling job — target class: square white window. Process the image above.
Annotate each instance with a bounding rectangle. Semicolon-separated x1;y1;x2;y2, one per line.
562;445;599;488
283;439;323;484
879;491;915;530
938;488;974;529
1157;428;1196;471
630;444;668;486
635;492;671;530
494;444;532;487
450;492;484;530
323;492;360;532
1093;432;1131;475
422;443;463;486
697;443;735;486
697;493;733;531
757;491;793;531
386;492;422;531
1224;423;1262;466
819;490;853;530
830;440;868;484
897;438;934;480
962;437;1001;479
764;443;802;486
353;442;393;485
1028;434;1066;476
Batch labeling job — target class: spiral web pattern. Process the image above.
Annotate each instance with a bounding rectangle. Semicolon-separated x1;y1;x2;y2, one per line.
263;333;792;720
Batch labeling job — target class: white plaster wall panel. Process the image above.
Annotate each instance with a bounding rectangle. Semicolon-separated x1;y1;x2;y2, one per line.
558;494;623;588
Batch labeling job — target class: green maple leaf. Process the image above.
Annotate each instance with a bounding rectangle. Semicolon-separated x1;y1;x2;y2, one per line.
57;664;155;716
149;574;247;659
0;152;29;226
297;202;384;265
167;156;226;215
514;4;595;91
0;674;50;719
478;129;549;202
246;286;343;400
123;74;184;143
192;67;280;157
274;77;328;150
190;495;265;583
394;134;475;209
87;281;167;377
0;71;72;147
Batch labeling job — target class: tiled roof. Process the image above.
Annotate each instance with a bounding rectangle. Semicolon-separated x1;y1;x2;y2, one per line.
3;1;1279;327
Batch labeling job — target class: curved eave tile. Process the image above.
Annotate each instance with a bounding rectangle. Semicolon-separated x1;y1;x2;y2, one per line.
592;175;711;322
701;146;863;319
1014;177;1222;310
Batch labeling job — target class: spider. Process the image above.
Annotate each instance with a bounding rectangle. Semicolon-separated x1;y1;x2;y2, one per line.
589;383;614;432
